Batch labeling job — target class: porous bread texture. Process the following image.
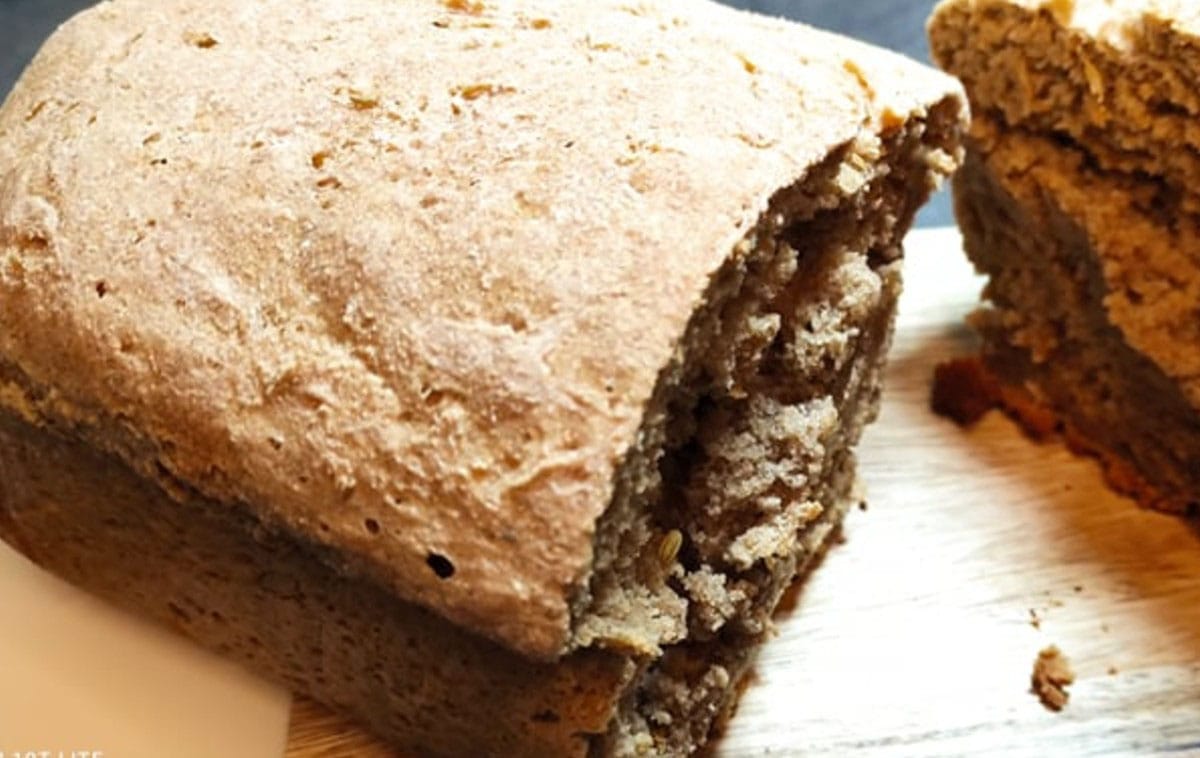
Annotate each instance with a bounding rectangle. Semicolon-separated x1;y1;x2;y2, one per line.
0;0;964;660
953;119;1200;510
574;115;948;664
601;127;929;752
930;0;1200;211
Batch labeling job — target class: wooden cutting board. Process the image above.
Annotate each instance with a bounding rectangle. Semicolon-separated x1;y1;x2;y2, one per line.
285;226;1200;756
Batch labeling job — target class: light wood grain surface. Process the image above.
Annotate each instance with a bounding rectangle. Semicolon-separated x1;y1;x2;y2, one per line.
285;227;1200;756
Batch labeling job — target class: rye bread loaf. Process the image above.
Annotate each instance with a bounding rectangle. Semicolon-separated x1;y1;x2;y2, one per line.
0;0;965;753
930;0;1200;511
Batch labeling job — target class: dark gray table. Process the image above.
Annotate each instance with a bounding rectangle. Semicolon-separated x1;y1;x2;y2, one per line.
0;0;946;224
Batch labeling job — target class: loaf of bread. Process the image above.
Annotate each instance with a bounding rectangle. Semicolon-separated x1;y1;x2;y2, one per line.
930;0;1200;512
0;0;964;753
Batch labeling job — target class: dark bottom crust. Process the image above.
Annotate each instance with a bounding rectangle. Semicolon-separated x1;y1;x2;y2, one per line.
932;356;1196;516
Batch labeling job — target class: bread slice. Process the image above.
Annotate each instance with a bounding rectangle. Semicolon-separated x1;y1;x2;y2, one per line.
930;0;1200;511
0;0;964;753
952;117;1200;511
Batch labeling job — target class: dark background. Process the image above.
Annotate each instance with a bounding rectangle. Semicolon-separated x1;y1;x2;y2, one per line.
0;0;947;225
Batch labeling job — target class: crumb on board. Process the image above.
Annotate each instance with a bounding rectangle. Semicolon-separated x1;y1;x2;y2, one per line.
930;357;1001;425
1029;609;1041;629
1107;665;1119;676
444;0;486;14
1031;645;1075;711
